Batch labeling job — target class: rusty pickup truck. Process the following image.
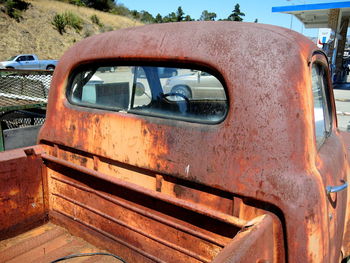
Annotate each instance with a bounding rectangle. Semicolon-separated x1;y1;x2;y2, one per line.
0;22;349;263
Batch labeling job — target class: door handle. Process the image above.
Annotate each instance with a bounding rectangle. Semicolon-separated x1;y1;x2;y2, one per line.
326;181;348;194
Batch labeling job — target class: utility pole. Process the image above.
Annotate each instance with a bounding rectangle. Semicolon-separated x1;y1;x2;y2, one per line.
287;0;307;31
287;0;293;29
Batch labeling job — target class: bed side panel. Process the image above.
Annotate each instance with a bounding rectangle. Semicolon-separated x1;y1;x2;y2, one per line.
0;146;47;240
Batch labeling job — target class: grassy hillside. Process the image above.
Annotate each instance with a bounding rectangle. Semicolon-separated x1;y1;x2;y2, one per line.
0;0;142;60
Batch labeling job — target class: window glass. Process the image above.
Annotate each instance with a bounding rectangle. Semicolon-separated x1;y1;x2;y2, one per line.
7;56;17;61
26;56;35;61
68;66;228;123
312;63;332;146
16;56;26;62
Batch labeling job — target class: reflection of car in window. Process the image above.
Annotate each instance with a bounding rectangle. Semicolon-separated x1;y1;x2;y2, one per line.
67;66;228;123
163;71;226;100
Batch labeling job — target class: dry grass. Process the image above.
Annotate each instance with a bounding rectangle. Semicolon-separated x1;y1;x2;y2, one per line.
0;0;143;60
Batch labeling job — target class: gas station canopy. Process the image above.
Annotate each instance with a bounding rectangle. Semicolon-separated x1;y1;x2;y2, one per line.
272;1;350;82
272;1;350;28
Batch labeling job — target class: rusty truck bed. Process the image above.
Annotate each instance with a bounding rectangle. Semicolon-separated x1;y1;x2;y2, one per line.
0;223;122;263
0;145;275;263
4;21;350;262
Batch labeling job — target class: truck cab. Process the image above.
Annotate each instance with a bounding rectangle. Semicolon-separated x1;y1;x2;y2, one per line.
0;22;349;263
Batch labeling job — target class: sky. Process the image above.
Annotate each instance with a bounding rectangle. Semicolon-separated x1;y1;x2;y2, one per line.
118;0;348;37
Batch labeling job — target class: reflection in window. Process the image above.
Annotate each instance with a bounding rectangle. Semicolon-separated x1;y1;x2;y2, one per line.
312;63;331;146
68;66;228;123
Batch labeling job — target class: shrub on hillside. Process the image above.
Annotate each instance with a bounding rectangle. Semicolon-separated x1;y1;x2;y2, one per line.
0;0;30;22
56;0;115;12
64;11;83;32
83;0;115;12
69;0;85;6
55;0;85;7
52;11;83;35
90;14;103;27
52;13;66;35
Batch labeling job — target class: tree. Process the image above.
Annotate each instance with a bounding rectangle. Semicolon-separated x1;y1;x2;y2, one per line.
130;10;140;20
163;12;177;23
199;10;217;21
155;13;163;23
184;15;193;21
139;10;154;23
254;18;258;23
176;6;184;22
113;4;131;16
82;0;115;12
227;3;245;22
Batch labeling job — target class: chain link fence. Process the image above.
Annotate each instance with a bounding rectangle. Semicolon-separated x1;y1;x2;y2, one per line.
0;69;52;108
0;69;52;128
0;69;53;150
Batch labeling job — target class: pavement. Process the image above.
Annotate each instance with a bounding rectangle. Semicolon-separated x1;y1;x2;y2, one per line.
334;82;350;131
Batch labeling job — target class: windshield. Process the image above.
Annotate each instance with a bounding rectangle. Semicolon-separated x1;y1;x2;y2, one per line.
7;56;17;61
68;65;228;124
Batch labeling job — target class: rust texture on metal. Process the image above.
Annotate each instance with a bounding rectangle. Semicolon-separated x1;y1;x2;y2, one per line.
35;21;350;262
340;131;350;257
44;159;240;262
41;153;247;228
32;139;285;261
212;215;274;263
0;21;347;262
0;145;47;240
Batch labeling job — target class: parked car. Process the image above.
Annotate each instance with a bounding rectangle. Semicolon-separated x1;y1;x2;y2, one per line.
0;54;58;70
163;70;226;100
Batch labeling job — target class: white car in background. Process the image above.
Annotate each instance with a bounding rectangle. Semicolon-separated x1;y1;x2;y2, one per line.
163;71;226;100
0;54;58;70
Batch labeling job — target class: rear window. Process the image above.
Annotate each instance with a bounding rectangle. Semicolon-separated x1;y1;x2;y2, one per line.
67;65;228;123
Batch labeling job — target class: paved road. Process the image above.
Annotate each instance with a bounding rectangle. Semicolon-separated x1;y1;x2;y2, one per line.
334;87;350;131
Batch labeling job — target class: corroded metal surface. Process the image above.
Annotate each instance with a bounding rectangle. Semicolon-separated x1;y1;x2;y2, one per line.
17;21;349;262
340;131;350;257
212;215;274;263
45;155;241;262
42;153;247;228
0;146;46;240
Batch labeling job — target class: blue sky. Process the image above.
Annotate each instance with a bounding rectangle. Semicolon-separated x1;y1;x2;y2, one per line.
118;0;347;37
